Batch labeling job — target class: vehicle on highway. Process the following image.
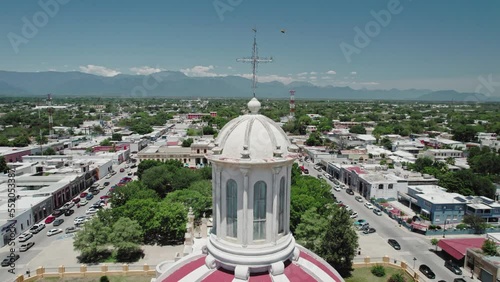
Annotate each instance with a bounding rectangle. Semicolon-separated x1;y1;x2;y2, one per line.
47;228;63;236
62;202;75;209
373;209;382;216
19;242;35;252
418;264;436;279
64;209;75;216
74;218;86;226
346;189;354;195
355;196;363;202
45;216;56;224
100;195;110;200
364;202;375;209
387;239;401;250
363;227;376;234
65;226;81;234
91;189;99;195
1;254;19;267
85;194;94;200
52;209;64;217
444;260;462;275
18;232;33;242
333;186;341;192
29;223;45;234
350;212;358;219
53;219;64;226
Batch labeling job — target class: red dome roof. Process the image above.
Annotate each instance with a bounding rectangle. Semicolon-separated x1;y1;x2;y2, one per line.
159;246;343;282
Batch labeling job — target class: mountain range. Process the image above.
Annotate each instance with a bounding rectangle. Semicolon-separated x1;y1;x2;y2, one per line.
0;70;496;102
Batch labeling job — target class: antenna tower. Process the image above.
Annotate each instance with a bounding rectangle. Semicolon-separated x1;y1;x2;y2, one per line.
236;28;273;97
289;89;295;119
47;94;54;137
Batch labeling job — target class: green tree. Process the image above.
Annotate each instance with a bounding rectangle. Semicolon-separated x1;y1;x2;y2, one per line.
463;214;487;234
43;147;56;155
182;138;194;147
319;207;359;277
380;138;392;151
349;125;366;134
36;134;48;145
164;189;212;218
11;135;30;147
109;181;159;208
430;238;440;251
482;239;498;256
73;217;111;263
294;208;328;254
109;217;143;262
100;138;112;146
152;201;187;244
0;157;8;173
111;133;122;141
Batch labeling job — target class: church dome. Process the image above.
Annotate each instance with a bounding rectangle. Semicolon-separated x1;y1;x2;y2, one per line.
209;98;298;162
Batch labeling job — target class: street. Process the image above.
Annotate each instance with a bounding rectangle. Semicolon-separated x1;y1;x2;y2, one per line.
302;161;470;282
0;161;136;282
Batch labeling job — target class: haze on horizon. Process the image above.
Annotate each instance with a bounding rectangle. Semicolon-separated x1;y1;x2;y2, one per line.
0;0;499;96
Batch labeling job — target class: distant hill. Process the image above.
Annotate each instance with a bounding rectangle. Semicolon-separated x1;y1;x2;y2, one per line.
0;70;497;102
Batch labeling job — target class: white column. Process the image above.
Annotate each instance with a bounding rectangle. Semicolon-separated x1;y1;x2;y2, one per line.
285;165;291;234
215;166;222;237
272;166;282;243
240;167;249;247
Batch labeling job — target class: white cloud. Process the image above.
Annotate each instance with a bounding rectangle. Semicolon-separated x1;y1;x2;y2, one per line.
298;76;307;80
237;73;294;84
309;76;317;80
359;82;380;85
227;66;233;70
180;65;225;77
309;72;317;75
326;70;337;75
130;66;164;75
297;72;308;76
321;76;331;80
351;71;357;75
79;65;120;77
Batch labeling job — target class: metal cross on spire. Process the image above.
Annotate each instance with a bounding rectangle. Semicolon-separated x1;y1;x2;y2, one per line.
237;28;273;97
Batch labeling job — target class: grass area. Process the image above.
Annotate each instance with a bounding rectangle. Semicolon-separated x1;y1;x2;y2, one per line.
39;276;153;282
346;266;414;282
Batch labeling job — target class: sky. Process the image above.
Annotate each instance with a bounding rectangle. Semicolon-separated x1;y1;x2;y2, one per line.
0;0;499;94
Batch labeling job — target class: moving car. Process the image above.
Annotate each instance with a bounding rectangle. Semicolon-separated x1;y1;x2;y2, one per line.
388;239;401;250
445;260;462;275
364;202;374;209
363;228;376;234
47;228;63;236
64;209;75;216
18;232;33;242
19;242;35;252
419;264;436;279
346;189;354;195
120;168;125;172
29;223;45;234
1;254;19;267
65;226;80;234
373;209;383;216
104;182;110;186
355;196;363;202
52;209;64;217
72;197;81;204
53;219;64;226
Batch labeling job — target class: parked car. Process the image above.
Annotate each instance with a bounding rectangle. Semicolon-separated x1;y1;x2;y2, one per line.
86;207;98;214
453;279;466;282
52;209;64;217
364;202;375;209
47;228;63;236
79;199;88;206
445;260;462;275
19;242;35;252
350;212;358;219
373;209;383;216
104;182;110;186
355;196;363;202
53;219;64;226
1;254;19;267
303;169;309;174
317;175;323;179
333;186;341;192
85;194;94;200
130;164;137;168
388;239;401;250
80;192;88;198
363;228;376;234
29;223;45;234
354;219;367;226
64;209;75;216
346;189;354;195
72;197;81;204
120;168;125;172
65;226;80;234
419;264;436;279
45;216;56;224
18;232;33;242
62;202;75;209
91;189;99;195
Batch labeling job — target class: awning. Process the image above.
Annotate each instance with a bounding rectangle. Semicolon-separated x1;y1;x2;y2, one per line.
437;238;486;260
421;209;430;215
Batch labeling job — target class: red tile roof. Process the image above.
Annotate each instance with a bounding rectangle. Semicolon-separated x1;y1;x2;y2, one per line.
437;238;486;260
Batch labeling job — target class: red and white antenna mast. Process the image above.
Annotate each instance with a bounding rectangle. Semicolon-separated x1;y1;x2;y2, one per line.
289;89;295;119
47;93;54;137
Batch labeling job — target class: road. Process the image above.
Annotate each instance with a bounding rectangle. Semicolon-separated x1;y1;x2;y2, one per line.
0;161;137;282
303;161;468;282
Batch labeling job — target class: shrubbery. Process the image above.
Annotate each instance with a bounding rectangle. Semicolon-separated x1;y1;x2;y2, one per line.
371;265;386;277
387;272;406;282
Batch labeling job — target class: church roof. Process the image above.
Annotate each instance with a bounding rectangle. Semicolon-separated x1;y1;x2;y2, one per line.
158;246;343;282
